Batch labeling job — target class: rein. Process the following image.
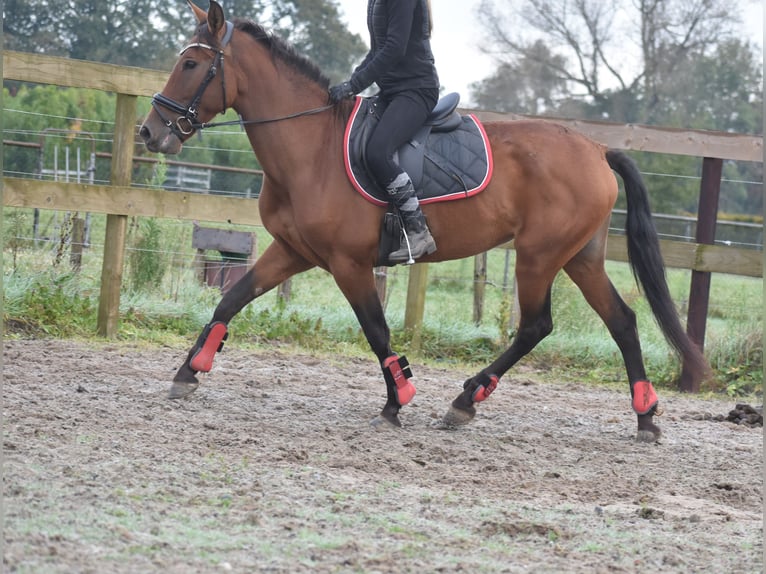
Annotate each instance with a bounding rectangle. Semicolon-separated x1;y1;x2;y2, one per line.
198;104;334;130
151;20;332;138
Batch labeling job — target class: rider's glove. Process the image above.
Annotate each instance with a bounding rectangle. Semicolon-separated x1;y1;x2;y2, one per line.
328;81;356;103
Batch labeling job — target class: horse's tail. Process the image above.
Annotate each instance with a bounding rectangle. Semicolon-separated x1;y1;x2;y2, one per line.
606;149;710;383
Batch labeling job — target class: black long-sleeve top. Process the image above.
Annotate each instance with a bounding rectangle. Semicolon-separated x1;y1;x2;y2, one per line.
350;0;440;95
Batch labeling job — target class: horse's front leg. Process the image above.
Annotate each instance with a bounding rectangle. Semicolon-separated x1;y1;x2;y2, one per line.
170;241;313;398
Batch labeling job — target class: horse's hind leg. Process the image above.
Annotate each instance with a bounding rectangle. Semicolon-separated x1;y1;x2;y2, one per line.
444;269;555;426
329;261;416;428
563;249;661;442
170;240;313;398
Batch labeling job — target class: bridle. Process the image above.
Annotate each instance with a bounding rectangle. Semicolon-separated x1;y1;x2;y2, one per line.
151;21;234;139
151;20;332;139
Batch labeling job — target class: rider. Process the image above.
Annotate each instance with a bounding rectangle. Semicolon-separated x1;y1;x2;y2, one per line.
328;0;439;263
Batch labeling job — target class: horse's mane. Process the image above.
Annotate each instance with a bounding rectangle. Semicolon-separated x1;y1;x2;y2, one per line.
222;19;331;90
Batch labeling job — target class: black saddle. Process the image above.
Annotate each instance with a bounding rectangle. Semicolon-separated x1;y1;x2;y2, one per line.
343;93;493;265
344;93;492;206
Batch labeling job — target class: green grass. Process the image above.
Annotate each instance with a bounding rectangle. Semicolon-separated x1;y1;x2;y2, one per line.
3;209;763;395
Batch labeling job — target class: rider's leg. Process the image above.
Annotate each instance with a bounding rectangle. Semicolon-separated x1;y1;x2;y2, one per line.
366;89;439;263
384;172;436;263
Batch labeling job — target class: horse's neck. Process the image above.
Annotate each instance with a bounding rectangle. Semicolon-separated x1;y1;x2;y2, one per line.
234;59;338;183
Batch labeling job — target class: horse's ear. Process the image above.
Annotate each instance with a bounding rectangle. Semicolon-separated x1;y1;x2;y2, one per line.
207;1;226;39
186;0;207;25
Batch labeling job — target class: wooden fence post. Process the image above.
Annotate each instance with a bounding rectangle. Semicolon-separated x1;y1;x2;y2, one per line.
277;278;292;303
679;157;722;392
404;263;429;352
97;93;136;337
374;266;388;305
69;216;85;271
473;252;487;324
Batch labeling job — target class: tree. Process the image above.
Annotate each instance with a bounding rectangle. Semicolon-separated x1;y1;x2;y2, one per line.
471;0;763;217
2;0;183;69
474;0;745;124
3;0;68;55
3;85;118;184
3;0;366;79
266;0;367;83
469;41;567;115
658;39;763;133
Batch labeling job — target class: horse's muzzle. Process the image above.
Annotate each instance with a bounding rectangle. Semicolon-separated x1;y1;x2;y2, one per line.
139;121;183;155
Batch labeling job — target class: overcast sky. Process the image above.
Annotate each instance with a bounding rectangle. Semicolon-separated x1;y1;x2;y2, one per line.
334;0;764;107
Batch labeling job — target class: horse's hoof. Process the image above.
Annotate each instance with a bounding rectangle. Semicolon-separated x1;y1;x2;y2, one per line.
370;414;401;430
636;414;661;442
636;429;660;443
168;381;199;399
441;404;476;427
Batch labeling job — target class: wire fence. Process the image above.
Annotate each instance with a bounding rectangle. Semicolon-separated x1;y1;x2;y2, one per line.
5;218;760;327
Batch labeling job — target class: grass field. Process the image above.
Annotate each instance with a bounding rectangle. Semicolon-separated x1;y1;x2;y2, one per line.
3;211;763;397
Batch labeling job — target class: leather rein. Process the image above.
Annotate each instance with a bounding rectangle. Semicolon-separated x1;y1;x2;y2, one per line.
151;21;333;139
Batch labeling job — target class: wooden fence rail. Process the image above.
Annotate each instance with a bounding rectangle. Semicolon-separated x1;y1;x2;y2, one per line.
3;51;763;391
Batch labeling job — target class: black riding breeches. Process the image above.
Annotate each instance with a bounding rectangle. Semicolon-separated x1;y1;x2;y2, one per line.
366;88;439;188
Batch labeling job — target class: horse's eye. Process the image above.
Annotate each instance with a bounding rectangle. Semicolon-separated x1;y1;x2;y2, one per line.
183;60;197;71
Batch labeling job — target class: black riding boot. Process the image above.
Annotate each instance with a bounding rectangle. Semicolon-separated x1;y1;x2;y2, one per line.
386;172;437;264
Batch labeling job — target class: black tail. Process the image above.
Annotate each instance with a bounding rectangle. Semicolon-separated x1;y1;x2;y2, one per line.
606;150;709;383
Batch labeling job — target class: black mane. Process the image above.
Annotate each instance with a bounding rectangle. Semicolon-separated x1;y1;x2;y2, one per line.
230;19;331;89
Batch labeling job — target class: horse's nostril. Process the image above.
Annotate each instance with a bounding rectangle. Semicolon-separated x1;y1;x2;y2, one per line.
139;125;150;140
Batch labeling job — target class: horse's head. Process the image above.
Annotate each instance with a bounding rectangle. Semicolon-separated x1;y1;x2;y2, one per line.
140;0;238;154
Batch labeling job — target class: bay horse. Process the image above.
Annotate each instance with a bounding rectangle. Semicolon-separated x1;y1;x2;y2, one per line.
139;0;708;442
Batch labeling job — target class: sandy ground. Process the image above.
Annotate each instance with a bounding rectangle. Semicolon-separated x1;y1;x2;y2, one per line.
3;338;763;573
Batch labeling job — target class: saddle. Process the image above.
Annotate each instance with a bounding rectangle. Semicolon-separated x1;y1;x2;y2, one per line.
343;93;493;266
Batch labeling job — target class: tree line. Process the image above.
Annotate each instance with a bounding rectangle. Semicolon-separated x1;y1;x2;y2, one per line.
470;0;762;216
2;0;366;82
3;0;762;217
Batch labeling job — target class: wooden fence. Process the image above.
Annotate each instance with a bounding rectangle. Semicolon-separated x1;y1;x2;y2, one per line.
3;51;763;391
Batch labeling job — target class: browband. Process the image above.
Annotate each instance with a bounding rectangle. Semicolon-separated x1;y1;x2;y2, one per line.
179;20;234;55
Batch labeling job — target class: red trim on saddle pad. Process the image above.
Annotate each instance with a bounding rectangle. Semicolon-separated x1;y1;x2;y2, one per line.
190;321;228;373
632;380;659;415
343;97;376;201
383;354;417;406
